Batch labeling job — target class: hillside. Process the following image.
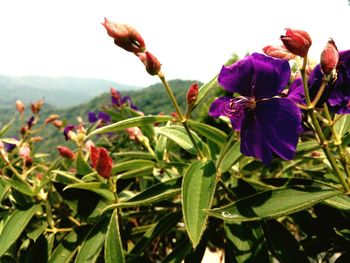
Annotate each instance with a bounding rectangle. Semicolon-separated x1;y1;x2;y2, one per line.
0;75;141;108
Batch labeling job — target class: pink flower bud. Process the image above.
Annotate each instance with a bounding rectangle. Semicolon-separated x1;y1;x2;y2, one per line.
90;146;113;179
186;83;199;106
57;146;76;160
320;38;339;75
45;114;60;124
19;144;30;159
102;18;146;53
280;28;312;57
125;127;143;141
31;99;44;114
138;51;162;76
262;45;296;60
51;120;63;128
15;100;25;114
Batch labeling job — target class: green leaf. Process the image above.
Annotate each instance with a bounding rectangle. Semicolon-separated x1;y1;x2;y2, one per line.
217;140;241;173
195;76;218;107
182;160;217;247
0;203;40;257
155;133;168;161
0;178;9;202
105;210;125;263
263;220;309;263
162;239;192;263
157;126;210;157
0;176;35;196
323;194;350;210
225;222;269;263
187;119;227;146
63;182;114;201
334;114;350;137
75;151;94;175
101;177;181;212
52;170;82;184
75;216;109;263
48;226;90;263
207;186;340;223
127;211;182;260
0;118;15;137
87;115;172;138
112;159;155;174
113;151;154;160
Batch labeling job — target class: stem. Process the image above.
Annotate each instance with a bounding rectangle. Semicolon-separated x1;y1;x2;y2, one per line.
300;57;349;192
158;72;204;159
323;103;350;178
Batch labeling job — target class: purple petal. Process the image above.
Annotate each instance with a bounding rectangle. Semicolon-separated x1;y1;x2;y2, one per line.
287;78;304;104
240;111;273;164
208;96;244;131
63;124;75;141
122;96;138;110
88;112;98;123
218;53;290;99
250;53;291;99
98;111;111;123
255;98;301;161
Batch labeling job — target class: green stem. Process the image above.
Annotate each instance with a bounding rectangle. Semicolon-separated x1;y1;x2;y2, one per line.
300;57;349;192
158;72;204;159
323;103;350;178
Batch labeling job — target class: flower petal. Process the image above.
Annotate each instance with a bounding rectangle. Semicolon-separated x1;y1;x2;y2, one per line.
240;111;273;164
287;78;304;104
250;53;291;99
208;96;244;130
256;98;301;161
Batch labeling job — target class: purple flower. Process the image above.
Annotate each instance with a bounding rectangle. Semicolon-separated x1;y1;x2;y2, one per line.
88;111;111;124
308;50;350;113
4;137;19;152
209;53;301;164
110;88;138;110
63;124;75;141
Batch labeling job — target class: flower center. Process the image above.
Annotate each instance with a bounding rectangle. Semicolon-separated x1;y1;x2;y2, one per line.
223;96;256;118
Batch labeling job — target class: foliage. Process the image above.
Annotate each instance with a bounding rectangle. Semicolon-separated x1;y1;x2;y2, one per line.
1;24;350;263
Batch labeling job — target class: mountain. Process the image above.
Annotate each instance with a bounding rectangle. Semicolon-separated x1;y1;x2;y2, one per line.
0;75;141;108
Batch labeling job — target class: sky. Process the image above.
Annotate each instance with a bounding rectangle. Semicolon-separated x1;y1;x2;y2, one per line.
0;0;350;87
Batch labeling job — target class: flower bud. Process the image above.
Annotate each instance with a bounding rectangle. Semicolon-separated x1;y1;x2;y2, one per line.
90;146;113;179
30;136;43;143
19;144;30;159
24;156;33;168
186;83;199;107
51;120;63;128
320;38;339;75
262;45;296;60
280;28;312;57
45;114;60;124
138;51;162;76
15;100;25;114
102;18;146;53
57;146;75;160
31;99;44;114
125;127;143;141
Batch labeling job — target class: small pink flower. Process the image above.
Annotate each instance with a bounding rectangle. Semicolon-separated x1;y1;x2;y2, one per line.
19;144;30;159
15;100;25;114
125;127;143;141
90;146;113;179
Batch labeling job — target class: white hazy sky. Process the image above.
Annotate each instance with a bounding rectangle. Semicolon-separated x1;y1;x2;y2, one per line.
0;0;350;87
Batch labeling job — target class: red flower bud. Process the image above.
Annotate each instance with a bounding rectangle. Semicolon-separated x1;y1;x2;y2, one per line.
90;146;113;179
102;18;146;53
262;45;296;60
24;156;33;168
186;83;199;106
320;38;339;75
280;28;312;57
15;100;25;114
138;51;162;76
57;146;76;160
31;99;44;114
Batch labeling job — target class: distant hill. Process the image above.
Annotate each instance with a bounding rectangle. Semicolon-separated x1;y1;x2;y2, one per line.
0;75;141;108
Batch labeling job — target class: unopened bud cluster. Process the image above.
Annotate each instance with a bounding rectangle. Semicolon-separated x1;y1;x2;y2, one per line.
102;18;161;76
